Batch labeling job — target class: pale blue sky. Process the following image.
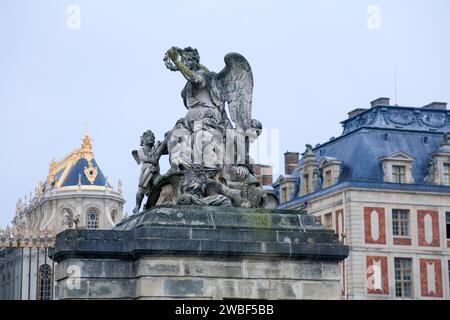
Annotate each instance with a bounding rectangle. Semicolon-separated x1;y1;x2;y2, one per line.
1;0;449;226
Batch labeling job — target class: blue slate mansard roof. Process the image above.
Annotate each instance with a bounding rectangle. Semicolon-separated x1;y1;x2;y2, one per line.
60;157;107;187
275;100;450;207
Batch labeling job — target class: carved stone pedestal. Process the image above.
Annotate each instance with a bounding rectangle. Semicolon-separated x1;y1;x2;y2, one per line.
53;205;348;300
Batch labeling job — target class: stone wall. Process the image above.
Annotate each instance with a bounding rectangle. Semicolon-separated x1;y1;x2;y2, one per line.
53;205;348;300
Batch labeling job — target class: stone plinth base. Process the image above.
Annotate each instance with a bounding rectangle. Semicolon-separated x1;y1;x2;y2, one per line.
53;205;348;300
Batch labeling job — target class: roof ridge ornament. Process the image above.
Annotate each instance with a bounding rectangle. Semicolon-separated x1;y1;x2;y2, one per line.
80;134;94;161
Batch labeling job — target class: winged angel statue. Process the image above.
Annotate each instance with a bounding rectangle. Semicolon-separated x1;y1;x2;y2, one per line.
132;46;267;212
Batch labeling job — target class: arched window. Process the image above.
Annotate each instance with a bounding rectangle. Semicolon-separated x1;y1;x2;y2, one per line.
61;208;73;228
38;264;52;300
110;209;117;224
86;208;99;229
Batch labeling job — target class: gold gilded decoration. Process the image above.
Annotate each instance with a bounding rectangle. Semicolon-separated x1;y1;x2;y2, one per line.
84;160;98;184
48;159;57;175
27;228;34;248
0;227;57;249
19;228;26;247
36;181;43;198
12;225;18;247
5;226;11;247
80;134;94;161
42;134;100;188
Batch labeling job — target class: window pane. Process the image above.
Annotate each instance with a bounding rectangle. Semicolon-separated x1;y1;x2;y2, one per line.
403;284;411;297
444;164;450;186
394;258;413;298
393;209;410;237
392;165;406;183
86;208;99;229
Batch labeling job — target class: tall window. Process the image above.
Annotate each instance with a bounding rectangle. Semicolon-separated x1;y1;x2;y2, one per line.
448;260;450;293
446;212;450;239
395;258;413;298
392;165;406;183
392;209;410;237
282;186;288;203
444;164;450;186
86;208;99;229
324;170;332;187
303;174;310;194
38;264;52;300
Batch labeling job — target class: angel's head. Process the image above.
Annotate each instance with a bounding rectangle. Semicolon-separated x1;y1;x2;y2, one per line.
140;130;155;147
181;47;200;71
247;119;263;143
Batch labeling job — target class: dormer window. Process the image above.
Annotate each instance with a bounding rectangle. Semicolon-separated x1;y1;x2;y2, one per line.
325;170;332;186
444;163;450;186
392;165;406;183
275;175;297;202
380;152;415;184
319;157;342;188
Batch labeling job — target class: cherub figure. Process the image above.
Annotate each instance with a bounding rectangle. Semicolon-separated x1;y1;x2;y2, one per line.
132;130;166;213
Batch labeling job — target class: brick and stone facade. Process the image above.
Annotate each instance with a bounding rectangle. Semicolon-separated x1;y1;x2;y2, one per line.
274;98;450;300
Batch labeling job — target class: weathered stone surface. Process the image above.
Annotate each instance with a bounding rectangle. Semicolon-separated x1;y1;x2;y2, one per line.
163;279;204;297
88;279;134;299
55;259;132;280
183;259;243;278
302;282;341;300
54;205;349;300
135;259;182;277
135;278;164;297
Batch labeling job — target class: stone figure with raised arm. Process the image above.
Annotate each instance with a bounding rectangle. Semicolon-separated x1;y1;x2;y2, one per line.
163;46;256;172
132;130;166;213
130;47;270;209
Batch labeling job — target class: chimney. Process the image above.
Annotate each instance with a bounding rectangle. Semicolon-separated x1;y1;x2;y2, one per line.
347;108;367;119
253;164;273;185
422;102;447;110
370;97;390;108
284;151;299;175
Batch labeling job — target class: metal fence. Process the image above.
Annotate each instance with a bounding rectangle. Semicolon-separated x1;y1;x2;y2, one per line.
0;226;56;300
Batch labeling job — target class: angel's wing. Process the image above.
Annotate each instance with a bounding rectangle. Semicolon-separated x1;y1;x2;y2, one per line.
132;150;140;165
216;53;253;130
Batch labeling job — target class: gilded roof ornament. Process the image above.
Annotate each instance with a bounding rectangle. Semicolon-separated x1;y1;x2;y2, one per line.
80;134;94;161
84;160;98;184
48;158;57;174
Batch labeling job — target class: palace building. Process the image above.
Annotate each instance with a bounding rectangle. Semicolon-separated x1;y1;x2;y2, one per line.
274;98;450;299
0;134;125;300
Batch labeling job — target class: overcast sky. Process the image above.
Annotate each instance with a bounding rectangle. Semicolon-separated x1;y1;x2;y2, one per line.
1;0;449;227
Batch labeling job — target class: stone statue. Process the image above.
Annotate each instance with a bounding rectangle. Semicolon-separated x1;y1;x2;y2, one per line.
312;168;322;192
132;130;167;213
132;47;268;212
62;209;73;228
163;47;256;170
177;165;232;206
424;158;437;184
302;144;314;157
